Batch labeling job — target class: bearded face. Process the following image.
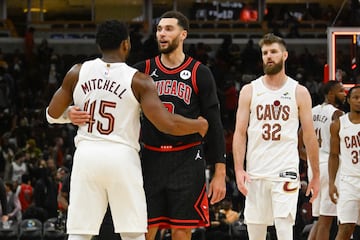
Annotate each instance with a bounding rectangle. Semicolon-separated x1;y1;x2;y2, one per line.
335;94;345;107
158;34;181;54
263;59;283;75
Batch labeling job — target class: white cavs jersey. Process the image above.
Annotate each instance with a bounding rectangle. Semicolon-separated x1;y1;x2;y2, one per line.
246;77;299;180
312;103;338;163
73;58;141;151
339;114;360;177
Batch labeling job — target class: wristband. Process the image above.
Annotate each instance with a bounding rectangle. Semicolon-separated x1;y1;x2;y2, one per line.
46;106;72;124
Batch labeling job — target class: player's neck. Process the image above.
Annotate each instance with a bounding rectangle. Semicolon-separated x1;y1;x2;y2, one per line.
263;72;287;90
325;97;340;108
326;100;337;108
349;111;360;123
160;50;185;69
101;54;126;63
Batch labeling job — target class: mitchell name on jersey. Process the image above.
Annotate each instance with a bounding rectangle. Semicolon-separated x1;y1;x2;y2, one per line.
79;78;127;99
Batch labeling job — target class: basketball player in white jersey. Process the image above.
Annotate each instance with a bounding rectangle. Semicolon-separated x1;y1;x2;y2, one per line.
329;85;360;239
46;20;208;240
232;33;320;240
300;80;345;240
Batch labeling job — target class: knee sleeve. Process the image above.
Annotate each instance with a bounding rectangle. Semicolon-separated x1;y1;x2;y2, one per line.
120;232;145;240
247;224;267;240
274;215;293;240
68;234;92;240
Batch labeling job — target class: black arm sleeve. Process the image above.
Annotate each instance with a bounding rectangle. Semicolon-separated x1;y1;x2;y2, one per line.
203;104;226;164
0;179;8;215
196;64;226;164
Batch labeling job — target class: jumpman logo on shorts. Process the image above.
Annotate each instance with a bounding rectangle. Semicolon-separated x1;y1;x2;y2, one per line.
195;150;202;160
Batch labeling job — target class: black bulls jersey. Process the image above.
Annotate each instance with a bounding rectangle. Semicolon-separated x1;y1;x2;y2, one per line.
133;55;221;148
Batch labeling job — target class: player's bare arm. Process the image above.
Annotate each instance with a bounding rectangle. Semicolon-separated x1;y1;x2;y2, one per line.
47;64;81;120
328;118;340;204
233;83;252;196
297;84;319;203
132;71;208;137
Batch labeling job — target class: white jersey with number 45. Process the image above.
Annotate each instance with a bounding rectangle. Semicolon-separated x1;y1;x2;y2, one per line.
73;58;141;151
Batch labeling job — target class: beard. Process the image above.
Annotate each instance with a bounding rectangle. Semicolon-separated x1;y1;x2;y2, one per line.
158;36;180;54
335;96;345;107
263;60;283;75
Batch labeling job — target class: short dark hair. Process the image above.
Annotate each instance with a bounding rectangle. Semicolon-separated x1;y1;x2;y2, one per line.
259;33;287;50
159;11;189;31
96;20;129;51
347;85;360;98
322;80;341;96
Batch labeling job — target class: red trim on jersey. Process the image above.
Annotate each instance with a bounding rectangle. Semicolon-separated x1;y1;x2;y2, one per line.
192;61;201;94
143;141;201;152
194;184;210;226
155;56;193;74
145;59;151;75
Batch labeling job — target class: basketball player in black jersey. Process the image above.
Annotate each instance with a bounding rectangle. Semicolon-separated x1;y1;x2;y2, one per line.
132;11;226;240
67;11;226;240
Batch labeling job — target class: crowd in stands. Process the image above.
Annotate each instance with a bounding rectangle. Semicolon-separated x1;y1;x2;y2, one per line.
0;4;359;238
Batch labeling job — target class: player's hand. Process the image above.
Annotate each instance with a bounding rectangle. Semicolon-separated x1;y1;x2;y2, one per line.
68;106;90;125
197;116;208;137
235;169;250;196
329;183;338;204
208;172;226;205
307;176;320;203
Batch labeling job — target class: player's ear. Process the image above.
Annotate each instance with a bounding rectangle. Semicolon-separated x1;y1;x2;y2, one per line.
181;29;187;41
283;50;288;61
122;37;131;52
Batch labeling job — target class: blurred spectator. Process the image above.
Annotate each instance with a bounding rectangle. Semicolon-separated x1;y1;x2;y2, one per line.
57;169;70;214
194;42;210;65
4;181;22;222
55;166;68;212
219;198;240;224
33;159;58;218
127;24;144;65
142;33;159;59
187;43;196;58
24;27;35;65
0;52;9;70
37;39;53;68
217;35;235;66
240;39;261;75
10;150;27;185
0;178;9;222
0;132;15;180
205;203;230;240
51;137;65;167
24;138;42;175
15;173;33;213
0;66;12;110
